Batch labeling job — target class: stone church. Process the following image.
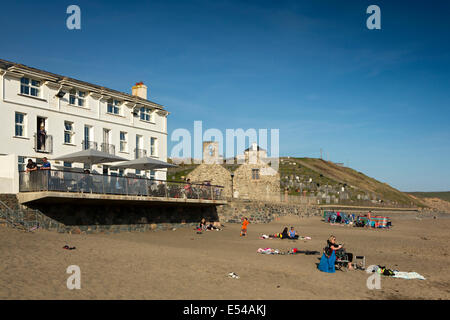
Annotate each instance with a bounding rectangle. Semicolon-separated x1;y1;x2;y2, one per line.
187;142;280;200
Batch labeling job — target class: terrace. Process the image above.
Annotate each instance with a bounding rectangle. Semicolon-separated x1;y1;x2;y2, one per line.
17;170;226;206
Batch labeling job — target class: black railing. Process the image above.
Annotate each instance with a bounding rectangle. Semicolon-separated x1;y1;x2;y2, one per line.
34;133;53;153
18;170;224;201
82;140;98;150
100;143;115;155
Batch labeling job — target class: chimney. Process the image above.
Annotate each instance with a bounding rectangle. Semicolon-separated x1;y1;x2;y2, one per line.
132;82;148;99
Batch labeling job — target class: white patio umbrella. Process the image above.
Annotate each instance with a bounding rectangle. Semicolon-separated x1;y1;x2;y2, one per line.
54;149;128;165
112;157;177;170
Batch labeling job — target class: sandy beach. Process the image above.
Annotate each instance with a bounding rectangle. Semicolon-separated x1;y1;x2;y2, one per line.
1;213;449;300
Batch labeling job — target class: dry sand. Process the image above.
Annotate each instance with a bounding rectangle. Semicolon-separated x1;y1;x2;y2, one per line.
1;213;449;300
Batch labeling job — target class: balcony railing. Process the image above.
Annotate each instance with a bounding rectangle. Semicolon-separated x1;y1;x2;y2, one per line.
100;143;115;155
18;170;224;201
134;148;147;159
34;133;53;153
82;140;98;150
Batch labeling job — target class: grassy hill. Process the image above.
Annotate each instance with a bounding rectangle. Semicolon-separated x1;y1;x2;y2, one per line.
281;157;423;206
408;191;450;202
167;157;424;207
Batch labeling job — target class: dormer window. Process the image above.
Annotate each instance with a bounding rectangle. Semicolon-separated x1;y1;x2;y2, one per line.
107;99;121;115
20;77;40;97
140;107;154;122
69;89;86;107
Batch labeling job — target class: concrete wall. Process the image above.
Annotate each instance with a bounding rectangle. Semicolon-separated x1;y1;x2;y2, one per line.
0;154;18;193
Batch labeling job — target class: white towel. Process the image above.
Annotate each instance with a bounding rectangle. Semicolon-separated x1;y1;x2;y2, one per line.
392;271;426;280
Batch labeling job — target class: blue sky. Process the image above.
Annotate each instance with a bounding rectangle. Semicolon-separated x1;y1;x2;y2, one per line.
0;0;449;191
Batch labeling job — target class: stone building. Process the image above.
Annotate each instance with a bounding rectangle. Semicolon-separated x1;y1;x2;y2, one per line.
187;142;280;200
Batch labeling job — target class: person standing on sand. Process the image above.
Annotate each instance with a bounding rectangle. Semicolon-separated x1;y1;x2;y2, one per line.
367;211;372;228
240;217;249;236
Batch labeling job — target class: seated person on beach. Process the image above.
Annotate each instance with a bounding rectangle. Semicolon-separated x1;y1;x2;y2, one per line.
280;227;289;238
327;235;354;270
318;235;338;273
198;218;207;230
206;221;222;231
288;226;299;239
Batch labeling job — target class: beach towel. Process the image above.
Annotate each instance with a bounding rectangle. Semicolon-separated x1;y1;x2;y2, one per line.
318;250;336;273
392;271;426;280
257;248;281;254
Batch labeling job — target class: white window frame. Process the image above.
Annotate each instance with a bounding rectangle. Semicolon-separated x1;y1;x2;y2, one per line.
107;99;121;115
18;156;26;172
119;131;128;152
15;112;26;137
20;77;41;97
69;89;86;107
150;137;157;157
140;107;154;122
64;121;74;144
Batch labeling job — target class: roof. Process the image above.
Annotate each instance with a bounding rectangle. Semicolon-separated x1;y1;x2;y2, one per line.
244;145;266;152
0;58;165;111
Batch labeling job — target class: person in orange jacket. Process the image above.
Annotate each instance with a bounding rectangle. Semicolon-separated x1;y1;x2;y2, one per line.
240;217;250;236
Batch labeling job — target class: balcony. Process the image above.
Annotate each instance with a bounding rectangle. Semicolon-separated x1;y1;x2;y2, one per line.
17;170;226;205
34;133;53;153
100;143;115;155
134;148;147;159
82;140;98;150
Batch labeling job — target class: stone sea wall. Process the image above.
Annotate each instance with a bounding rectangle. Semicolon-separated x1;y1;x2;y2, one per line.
1;194;322;234
217;199;320;224
0;194;218;234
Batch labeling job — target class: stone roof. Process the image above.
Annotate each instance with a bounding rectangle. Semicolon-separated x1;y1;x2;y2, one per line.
244;145;266;152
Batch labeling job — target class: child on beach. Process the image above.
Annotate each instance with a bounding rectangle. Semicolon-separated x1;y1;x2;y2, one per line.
240;217;249;236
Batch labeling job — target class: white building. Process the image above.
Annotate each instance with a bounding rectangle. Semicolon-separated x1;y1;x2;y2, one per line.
0;59;169;193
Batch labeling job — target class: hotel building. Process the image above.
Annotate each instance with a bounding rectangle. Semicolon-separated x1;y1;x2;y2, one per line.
0;59;169;193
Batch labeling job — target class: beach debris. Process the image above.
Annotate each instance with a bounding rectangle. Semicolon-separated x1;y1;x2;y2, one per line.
172;228;177;231
63;245;76;250
228;272;240;279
